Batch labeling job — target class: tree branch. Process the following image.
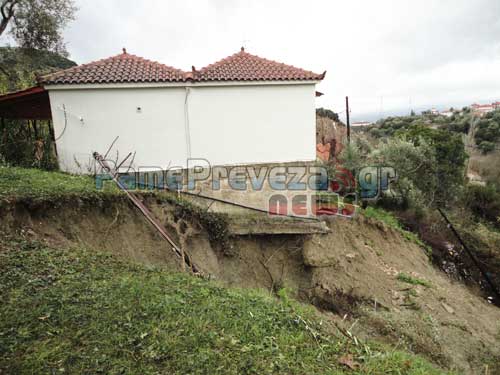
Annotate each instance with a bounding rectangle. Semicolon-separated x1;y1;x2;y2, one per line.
0;0;18;36
0;1;9;20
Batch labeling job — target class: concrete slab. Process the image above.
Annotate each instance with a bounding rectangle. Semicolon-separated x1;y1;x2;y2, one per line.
228;215;330;235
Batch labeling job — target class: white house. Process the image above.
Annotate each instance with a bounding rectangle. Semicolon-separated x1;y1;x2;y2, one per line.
351;121;372;127
7;47;324;174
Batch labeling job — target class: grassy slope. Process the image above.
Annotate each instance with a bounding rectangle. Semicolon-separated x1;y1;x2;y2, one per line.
0;166;119;201
0;239;447;375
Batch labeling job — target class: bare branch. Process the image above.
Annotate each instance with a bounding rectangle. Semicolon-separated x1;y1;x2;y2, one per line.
1;1;9;20
0;0;18;36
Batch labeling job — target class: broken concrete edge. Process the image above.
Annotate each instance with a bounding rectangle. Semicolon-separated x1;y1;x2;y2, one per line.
228;217;330;235
159;190;331;235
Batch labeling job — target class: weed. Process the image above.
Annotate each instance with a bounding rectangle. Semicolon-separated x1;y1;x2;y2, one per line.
397;273;432;288
403;295;422;311
363;206;404;228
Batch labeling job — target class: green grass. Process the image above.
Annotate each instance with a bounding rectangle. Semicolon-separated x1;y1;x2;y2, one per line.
363;206;433;256
0;166;120;201
363;206;403;230
0;239;448;374
397;272;432;288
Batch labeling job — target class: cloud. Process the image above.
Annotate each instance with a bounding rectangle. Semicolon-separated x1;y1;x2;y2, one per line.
19;0;500;120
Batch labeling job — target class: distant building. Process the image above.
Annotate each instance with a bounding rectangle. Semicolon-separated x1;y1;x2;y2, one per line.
471;102;496;116
351;121;372;127
440;110;454;118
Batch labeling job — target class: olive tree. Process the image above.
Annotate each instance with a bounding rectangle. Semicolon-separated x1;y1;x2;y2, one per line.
0;0;76;54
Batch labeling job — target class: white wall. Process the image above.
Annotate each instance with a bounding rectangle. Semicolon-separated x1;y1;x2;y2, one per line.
187;84;317;166
48;83;317;174
48;87;187;173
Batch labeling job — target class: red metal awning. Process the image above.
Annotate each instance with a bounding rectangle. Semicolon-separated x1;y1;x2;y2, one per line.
0;86;52;120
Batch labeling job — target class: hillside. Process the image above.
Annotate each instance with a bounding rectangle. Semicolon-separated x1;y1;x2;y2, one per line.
0;47;76;93
0;240;447;375
347;110;500;305
1;167;499;373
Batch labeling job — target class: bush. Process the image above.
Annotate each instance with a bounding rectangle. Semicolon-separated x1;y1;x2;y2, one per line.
465;184;500;227
338;142;363;172
0;119;58;171
316;107;339;122
478;141;495;154
369;137;437;210
474;111;500;147
399;126;467;206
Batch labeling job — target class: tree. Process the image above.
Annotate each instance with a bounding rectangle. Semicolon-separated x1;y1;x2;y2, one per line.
397;125;467;206
466;184;500;228
0;0;76;54
0;46;76;92
370;137;437;210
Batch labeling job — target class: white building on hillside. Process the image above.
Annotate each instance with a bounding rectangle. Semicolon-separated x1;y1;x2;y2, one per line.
471;103;495;116
0;48;325;174
351;121;372;127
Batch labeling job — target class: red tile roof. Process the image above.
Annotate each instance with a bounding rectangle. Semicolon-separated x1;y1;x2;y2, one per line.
40;49;186;84
195;47;325;81
40;48;325;85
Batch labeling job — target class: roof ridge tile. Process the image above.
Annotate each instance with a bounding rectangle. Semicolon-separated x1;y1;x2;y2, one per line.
41;50;188;85
40;48;325;85
196;49;324;82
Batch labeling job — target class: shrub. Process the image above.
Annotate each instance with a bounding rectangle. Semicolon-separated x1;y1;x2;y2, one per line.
316;107;339;122
338;142;363;172
399;126;467;206
0;119;58;171
474;111;500;147
369;137;437;210
478;141;495;154
465;184;500;227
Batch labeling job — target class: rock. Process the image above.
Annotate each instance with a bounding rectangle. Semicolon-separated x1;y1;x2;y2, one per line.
441;302;455;314
346;253;356;260
302;235;339;267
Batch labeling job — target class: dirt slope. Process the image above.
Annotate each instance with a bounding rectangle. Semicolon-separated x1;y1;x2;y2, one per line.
305;217;500;373
1;196;499;374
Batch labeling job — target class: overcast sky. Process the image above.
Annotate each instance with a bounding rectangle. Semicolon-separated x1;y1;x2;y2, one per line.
11;0;500;121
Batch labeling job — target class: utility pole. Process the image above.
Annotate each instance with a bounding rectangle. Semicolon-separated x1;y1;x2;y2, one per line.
345;96;351;145
379;95;384;119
